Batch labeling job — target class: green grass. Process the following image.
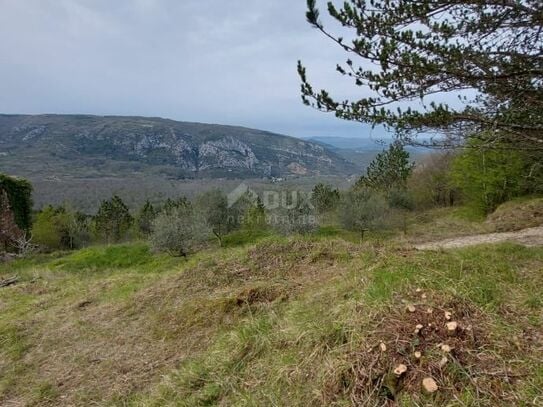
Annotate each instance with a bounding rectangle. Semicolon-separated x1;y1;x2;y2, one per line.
221;229;273;248
1;233;542;406
50;243;156;271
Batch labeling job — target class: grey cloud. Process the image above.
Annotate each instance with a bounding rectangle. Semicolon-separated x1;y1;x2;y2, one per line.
0;0;385;138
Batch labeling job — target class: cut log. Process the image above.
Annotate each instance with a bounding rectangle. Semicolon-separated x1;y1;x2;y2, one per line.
422;377;439;394
446;321;459;336
439;356;448;368
440;344;452;353
393;364;408;377
0;276;18;288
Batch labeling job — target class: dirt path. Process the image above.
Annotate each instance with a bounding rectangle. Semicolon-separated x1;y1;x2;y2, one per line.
415;226;543;250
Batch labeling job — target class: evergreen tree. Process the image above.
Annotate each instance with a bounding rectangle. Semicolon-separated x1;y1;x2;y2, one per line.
299;0;543;151
452;139;528;214
311;183;340;214
0;188;23;250
95;195;133;243
137;200;157;236
0;174;33;231
356;142;414;193
243;196;267;231
162;197;191;215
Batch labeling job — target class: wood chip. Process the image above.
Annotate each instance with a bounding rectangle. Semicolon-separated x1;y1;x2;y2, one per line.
446;321;458;336
445;311;452;320
415;324;424;334
394;364;408;376
407;304;416;313
379;342;387;352
422;377;439;394
414;351;422;359
441;344;452;353
439;356;448;368
427;307;433;314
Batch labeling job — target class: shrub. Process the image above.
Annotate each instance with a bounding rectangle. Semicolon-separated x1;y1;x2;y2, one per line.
196;190;233;246
387;189;415;234
149;206;209;257
33;205;90;251
241;197;267;233
408;152;459;209
340;189;388;240
451;141;526;214
270;191;318;236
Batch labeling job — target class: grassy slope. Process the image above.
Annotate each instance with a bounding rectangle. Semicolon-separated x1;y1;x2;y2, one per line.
1;236;542;406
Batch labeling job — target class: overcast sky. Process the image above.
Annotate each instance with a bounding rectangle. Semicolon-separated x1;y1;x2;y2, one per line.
0;0;393;139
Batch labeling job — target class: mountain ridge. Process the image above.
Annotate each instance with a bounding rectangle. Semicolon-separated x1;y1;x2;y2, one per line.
0;114;356;179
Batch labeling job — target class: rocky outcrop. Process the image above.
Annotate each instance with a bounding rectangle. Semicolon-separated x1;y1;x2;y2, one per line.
0;114;357;178
198;137;259;171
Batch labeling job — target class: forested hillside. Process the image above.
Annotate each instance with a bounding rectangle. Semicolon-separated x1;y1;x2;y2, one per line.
0;114;356;180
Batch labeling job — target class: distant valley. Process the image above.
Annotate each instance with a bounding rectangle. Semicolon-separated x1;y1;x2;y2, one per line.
0;114;360;210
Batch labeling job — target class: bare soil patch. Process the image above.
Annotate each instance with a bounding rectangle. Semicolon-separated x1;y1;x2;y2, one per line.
415;226;543;250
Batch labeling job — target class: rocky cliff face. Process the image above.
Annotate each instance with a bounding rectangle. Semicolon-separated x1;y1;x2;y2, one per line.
0;114;356;178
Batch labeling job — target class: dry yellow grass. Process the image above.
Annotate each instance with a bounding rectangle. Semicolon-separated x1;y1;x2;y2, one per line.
1;237;542;406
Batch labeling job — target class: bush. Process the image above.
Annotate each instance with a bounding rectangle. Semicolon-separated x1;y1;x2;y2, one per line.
149;206;209;257
285;203;319;235
241;198;267;232
196;190;233;246
387;188;415;234
33;205;90;251
408;152;459;209
270;191;319;236
451;141;526;214
340;189;388;239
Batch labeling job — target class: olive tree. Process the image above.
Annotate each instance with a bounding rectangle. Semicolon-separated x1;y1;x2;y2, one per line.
340;188;388;240
149;206;209;257
196;190;233;247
